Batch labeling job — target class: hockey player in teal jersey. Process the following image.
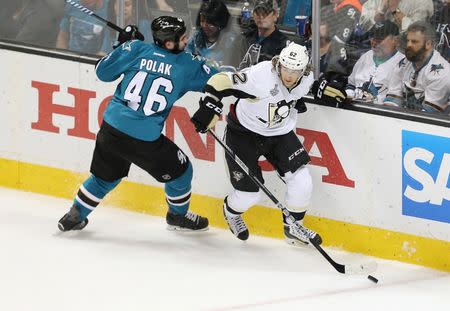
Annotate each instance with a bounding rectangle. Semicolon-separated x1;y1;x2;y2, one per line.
58;17;218;232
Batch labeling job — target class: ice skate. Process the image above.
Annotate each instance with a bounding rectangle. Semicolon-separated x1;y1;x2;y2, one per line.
284;221;322;246
223;197;249;241
58;205;89;232
166;211;209;231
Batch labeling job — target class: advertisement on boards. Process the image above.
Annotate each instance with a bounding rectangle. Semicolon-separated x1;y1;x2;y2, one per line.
402;130;450;223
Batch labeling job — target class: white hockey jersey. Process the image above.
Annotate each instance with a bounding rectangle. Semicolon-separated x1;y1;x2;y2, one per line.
346;50;405;104
224;61;314;137
384;50;450;112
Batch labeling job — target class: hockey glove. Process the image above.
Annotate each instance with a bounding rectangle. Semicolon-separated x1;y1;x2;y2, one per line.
113;25;145;49
294;98;307;113
191;95;223;133
311;78;347;108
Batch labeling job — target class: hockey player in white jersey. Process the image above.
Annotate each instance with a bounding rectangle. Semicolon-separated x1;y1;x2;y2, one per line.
191;42;347;245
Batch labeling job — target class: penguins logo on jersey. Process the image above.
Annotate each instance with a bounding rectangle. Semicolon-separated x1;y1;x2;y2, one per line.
257;100;294;127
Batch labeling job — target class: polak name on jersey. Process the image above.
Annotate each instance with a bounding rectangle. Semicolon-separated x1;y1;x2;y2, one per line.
139;59;173;76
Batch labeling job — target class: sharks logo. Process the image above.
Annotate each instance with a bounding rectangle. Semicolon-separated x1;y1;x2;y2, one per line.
122;41;134;51
358;79;383;100
404;85;425;111
430;63;444;75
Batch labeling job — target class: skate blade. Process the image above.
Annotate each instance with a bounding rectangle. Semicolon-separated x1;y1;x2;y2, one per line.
57;219;88;232
284;237;309;247
166;224;209;232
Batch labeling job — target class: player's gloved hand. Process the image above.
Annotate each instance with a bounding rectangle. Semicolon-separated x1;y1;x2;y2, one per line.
294;98;307;113
191;94;223;133
311;78;347;108
113;25;145;49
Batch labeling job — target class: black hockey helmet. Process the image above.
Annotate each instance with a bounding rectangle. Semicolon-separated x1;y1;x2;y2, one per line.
151;16;187;49
196;0;230;30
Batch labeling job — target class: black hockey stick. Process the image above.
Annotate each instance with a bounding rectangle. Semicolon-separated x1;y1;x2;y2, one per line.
64;0;123;33
208;129;377;276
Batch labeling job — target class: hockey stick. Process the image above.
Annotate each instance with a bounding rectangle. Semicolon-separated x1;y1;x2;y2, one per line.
208;129;377;276
64;0;123;33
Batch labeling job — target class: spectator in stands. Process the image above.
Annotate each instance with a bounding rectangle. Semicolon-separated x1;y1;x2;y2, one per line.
56;0;109;55
101;0;152;54
238;0;289;70
318;3;334;75
0;0;63;48
431;0;450;62
321;0;362;83
186;0;247;71
359;0;434;33
384;21;450;113
346;20;404;104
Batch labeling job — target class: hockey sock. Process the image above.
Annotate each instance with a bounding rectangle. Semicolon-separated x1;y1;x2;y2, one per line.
74;175;121;219
165;162;193;215
224;197;243;215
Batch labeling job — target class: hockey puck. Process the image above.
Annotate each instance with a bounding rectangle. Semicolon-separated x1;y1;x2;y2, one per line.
368;275;378;283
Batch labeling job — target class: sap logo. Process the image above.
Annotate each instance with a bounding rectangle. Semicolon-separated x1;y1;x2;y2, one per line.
404;148;450;205
402;130;450;223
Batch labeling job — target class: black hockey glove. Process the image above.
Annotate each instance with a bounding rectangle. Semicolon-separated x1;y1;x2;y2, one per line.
294;98;307;113
113;25;144;49
191;95;223;133
311;78;347;108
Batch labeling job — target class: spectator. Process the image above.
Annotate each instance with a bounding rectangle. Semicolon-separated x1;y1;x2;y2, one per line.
0;0;63;48
186;0;246;71
384;21;450;113
238;0;290;70
56;0;109;55
431;0;450;62
101;0;152;54
360;0;434;33
319;21;332;74
322;0;362;83
346;20;404;104
319;3;335;75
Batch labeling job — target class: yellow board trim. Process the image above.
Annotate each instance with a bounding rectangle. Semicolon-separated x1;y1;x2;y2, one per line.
1;158;449;271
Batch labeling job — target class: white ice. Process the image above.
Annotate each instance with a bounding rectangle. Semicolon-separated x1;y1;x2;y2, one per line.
1;187;448;311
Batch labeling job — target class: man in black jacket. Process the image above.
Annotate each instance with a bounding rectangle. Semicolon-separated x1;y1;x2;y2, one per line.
238;0;290;70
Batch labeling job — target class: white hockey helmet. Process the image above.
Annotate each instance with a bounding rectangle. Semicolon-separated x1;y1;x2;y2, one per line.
278;42;309;73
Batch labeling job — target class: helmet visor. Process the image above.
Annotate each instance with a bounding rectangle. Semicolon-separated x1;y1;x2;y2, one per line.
280;64;303;76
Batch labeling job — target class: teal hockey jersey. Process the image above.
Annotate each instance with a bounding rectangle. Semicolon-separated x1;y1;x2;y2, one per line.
96;40;217;141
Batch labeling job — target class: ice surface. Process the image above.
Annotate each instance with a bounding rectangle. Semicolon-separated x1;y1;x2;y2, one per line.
0;187;448;311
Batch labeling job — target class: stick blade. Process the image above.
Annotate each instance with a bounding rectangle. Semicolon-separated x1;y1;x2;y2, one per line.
345;261;378;275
